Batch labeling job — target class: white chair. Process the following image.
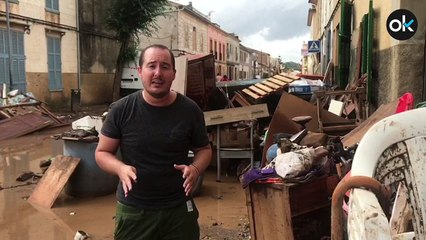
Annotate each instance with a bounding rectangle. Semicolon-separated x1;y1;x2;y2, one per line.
332;107;426;240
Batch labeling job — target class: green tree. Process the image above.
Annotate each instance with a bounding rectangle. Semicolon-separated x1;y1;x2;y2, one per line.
106;0;168;101
283;61;302;72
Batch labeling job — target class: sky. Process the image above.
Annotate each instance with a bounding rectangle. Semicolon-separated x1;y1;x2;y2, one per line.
171;0;312;63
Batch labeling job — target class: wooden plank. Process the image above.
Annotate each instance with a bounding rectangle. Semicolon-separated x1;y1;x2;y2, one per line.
262;80;281;89
231;92;252;107
0;113;53;140
289;175;334;217
248;183;294;240
245;188;256;239
268;78;288;86
255;83;273;93
273;75;294;83
204;104;269;126
246;175;337;240
279;73;300;80
242;89;261;100
0;110;11;118
38;105;64;124
322;124;358;132
28;155;80;208
0;102;39;110
315;87;366;98
248;86;267;96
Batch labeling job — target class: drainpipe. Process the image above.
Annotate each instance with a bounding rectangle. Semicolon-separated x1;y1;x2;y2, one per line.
70;0;81;112
5;0;13;90
75;0;81;91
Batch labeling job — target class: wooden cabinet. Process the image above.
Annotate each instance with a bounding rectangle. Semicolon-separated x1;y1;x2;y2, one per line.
245;175;339;240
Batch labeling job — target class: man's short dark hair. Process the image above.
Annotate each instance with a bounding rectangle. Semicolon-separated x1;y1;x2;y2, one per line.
139;44;175;71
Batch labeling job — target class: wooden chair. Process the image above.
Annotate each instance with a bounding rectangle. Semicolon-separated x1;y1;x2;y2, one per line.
314;87;366;134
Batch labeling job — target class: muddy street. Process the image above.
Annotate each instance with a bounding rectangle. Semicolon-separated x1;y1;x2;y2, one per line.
0;126;250;240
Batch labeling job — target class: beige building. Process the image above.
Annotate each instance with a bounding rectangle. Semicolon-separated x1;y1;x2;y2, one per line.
1;0;280;108
138;1;281;82
1;0;78;107
269;57;281;76
208;23;227;77
139;2;209;56
78;0;119;106
226;33;240;80
308;0;426;106
239;44;252;80
0;0;118;107
257;50;271;78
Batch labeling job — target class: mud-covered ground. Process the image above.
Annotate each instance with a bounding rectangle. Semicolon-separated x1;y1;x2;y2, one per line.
0;105;250;239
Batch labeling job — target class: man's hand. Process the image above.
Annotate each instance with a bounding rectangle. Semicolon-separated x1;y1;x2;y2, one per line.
117;164;137;197
174;164;200;196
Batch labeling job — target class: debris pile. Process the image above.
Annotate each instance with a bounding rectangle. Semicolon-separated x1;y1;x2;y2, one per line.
0;90;68;140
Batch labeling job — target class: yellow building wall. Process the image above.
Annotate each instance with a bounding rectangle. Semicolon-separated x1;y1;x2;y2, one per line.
1;0;78;108
350;0;426;104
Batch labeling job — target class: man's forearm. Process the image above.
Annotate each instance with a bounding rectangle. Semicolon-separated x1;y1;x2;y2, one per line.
95;151;126;176
191;145;212;173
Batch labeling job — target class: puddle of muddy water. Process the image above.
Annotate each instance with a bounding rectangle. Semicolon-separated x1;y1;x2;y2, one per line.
0;128;250;240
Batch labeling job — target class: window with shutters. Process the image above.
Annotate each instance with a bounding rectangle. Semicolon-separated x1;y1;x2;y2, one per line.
184;24;189;48
192;26;197;51
0;29;7;87
199;34;204;52
46;0;59;12
0;28;26;92
47;36;62;91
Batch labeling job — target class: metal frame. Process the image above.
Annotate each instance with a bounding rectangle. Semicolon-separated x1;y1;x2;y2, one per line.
216;123;254;181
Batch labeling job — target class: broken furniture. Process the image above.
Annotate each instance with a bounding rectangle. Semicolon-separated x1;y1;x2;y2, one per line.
0;101;67;140
230;91;252;107
260;92;355;166
331;107;426;239
215;123;254;182
314;87;366;134
184;53;216;111
204;104;270;181
246;175;339;239
247;90;342;239
0;113;53;141
0;101;66;125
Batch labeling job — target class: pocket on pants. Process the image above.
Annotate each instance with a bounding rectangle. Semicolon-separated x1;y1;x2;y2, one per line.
114;202;146;239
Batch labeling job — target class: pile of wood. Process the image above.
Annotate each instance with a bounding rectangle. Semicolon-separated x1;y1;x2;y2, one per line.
0;102;68;140
240;73;298;101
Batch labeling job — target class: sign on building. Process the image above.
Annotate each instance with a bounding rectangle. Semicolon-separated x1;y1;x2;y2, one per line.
307;40;321;53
